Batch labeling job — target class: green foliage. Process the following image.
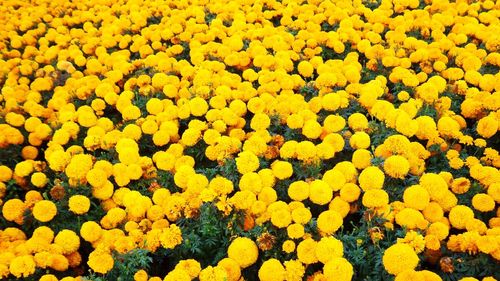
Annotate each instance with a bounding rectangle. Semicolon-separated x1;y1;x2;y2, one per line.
368;121;397;148
156;170;180;193
362;0;382;10
292;160;323;180
416;103;439;120
441;91;464;115
299;83;318;101
218;158;240;186
339;215;405;281
441;253;500;281
425;145;450;173
173;203;241;267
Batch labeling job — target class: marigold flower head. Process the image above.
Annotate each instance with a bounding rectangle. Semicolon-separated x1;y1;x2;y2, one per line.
32;200;57;223
259;259;285;281
384;155;410;179
359;166;385;191
87;249;114;274
323;257;354;281
271;160;293;180
217;258;241;281
316;237;344;264
309;180;333;205
297;238;318;265
68;195;91;215
227;237;259;268
383;243;419;275
449;205;475;230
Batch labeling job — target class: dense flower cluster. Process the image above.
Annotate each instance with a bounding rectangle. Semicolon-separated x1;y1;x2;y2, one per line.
0;0;499;280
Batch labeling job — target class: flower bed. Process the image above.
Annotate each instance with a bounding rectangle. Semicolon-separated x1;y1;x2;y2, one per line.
0;0;499;280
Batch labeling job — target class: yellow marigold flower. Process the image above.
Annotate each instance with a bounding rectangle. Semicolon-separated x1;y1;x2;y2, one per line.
68;195;90;215
422;202;444;223
298;61;314;78
321;169;346;192
321;93;341;112
340;183;361;203
86;168;107;188
32;200;57;223
284;259;305;281
227;237;259;268
471;194;495;212
239;172;263;193
175;259;201;279
294;141;317;161
349;131;371;149
0;165;13;182
297;238;318;265
54;229;80;254
476;236;498;254
487;183;500;202
164;268;191;281
259;259;285;281
49;253;69;271
160;224;183;249
5;112;25;127
395;208;426;229
181;128;201;147
420;173;449;201
287;223;305;239
31;172;48;188
134;269;148;281
250;113;271;131
287;114;304;129
153;130;171;146
458;278;479;281
123;124;142;140
323;257;353;281
403;185;430;210
316;236;343;264
317;210;343;235
302;120;322;139
141;119;158;135
291;207;312;225
189;97;209;117
39;274;58;281
235;151;259;174
437;116;460;138
87;249;114;274
384;155;410;179
199;265;228;281
271;208;292;228
449;205;475;230
287;181;310;202
348;113;368;131
323;115;345;133
309;180;333;205
80;221;102;243
33;226;55;243
476;115;498;138
9;255;36;278
2;199;26;222
382;243;419;275
217;258;241;281
280;141;298;159
282;240;296;254
271;160;293;180
362;189;389;208
397;230;425;253
333;161;358;183
15;160;34;177
359;166;385;191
